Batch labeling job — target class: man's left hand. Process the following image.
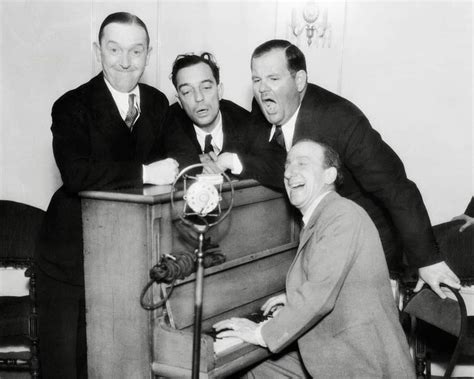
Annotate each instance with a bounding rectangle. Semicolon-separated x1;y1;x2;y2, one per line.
213;317;261;345
415;261;461;298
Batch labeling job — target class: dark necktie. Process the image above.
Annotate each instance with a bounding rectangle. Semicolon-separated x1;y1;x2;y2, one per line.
272;125;286;150
124;94;139;130
204;134;214;154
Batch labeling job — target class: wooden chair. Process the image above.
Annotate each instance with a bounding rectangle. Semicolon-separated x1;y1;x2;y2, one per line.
403;284;474;378
0;200;44;377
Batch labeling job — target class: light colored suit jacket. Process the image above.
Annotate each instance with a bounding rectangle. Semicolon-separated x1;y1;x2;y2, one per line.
261;192;414;378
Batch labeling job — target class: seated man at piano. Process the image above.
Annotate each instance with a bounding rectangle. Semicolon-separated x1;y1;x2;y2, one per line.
163;52;285;188
214;140;415;378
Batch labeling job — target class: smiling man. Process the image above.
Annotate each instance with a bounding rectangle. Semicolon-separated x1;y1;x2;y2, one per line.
35;12;178;378
250;39;460;299
214;140;415;378
163;52;285;187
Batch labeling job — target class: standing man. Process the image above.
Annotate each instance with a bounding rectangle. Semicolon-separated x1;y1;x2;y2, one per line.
249;39;460;296
214;140;415;378
164;52;285;188
35;12;178;378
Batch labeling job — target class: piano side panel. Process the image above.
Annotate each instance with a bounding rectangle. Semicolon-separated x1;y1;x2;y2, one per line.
82;200;158;379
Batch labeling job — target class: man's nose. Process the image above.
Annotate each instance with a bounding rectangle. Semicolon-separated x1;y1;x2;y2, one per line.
194;89;204;102
120;53;131;69
258;80;270;93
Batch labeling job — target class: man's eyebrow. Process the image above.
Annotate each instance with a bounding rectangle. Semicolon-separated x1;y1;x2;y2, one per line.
177;83;192;91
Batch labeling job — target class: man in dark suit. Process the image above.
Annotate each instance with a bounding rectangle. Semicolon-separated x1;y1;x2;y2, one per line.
249;39;460;297
35;12;178;378
215;140;414;378
164;53;285;188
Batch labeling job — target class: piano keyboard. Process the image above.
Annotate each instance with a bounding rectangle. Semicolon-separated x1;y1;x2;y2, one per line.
211;311;273;355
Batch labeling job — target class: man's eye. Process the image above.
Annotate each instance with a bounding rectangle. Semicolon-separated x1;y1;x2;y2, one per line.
133;50;143;56
252;78;261;84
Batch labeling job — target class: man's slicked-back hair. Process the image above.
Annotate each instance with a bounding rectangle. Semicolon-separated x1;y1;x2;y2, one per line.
98;12;150;47
170;52;220;88
251;39;307;74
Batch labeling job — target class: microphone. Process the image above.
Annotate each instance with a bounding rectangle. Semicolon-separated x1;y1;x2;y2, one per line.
183;173;223;217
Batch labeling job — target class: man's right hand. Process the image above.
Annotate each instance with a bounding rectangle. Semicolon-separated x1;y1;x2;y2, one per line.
143;158;179;185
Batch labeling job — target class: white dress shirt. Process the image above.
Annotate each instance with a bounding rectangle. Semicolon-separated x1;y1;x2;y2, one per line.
193;112;223;154
268;105;301;152
104;78;141;123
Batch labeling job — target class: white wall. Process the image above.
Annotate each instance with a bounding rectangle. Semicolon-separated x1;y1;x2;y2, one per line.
0;0;472;224
340;1;472;223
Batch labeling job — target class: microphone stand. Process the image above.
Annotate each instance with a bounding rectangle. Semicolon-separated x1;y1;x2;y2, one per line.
169;165;234;379
192;230;206;379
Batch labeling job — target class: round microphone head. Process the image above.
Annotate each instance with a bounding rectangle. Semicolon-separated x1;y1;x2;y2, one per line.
184;180;220;216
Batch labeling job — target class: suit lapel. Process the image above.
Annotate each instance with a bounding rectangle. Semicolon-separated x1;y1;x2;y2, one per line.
133;84;157;160
289;192;339;272
89;73;126;134
293;84;323;146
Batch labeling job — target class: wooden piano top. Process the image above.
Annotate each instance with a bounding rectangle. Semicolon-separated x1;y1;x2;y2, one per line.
80;178;260;205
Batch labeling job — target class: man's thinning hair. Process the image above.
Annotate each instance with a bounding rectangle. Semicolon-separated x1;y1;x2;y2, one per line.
170;52;220;88
98;12;150;47
251;39;307;74
295;138;344;187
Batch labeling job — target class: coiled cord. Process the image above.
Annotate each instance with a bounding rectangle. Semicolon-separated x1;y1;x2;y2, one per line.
140;247;225;310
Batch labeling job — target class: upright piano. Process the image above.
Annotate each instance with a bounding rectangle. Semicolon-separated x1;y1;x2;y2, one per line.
80;179;299;378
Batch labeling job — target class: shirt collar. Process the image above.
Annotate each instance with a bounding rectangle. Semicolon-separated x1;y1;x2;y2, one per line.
193;112;223;154
104;77;141;120
268;104;301;152
302;190;332;226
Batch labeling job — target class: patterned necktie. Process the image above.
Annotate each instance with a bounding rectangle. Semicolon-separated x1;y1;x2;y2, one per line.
204;134;214;154
272;125;286;150
124;94;138;130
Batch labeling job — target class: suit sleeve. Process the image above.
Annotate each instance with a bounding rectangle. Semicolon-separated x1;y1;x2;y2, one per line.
261;205;361;353
51;96;143;193
338;110;440;268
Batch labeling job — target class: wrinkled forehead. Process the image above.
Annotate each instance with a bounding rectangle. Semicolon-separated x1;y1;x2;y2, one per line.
101;22;149;46
251;48;288;71
176;62;216;86
287;141;324;163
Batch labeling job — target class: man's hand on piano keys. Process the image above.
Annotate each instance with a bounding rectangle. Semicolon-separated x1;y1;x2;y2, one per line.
261;293;287;316
213;318;263;346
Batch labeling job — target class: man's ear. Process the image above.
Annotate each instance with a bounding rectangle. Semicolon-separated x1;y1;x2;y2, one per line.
217;82;224;100
324;167;337;185
93;42;102;64
145;46;152;66
295;70;307;93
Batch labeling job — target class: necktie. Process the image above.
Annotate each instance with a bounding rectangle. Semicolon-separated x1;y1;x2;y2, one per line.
204;134;214;154
272;125;286;150
124;94;138;130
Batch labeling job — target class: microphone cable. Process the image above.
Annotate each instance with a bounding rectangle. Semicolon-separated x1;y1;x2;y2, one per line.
140;247;225;311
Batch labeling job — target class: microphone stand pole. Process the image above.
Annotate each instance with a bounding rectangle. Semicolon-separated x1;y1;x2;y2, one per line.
192;231;205;379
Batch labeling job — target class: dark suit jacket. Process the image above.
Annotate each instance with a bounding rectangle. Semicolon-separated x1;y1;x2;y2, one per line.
36;73;169;285
251;83;440;272
261;192;414;378
164;99;286;189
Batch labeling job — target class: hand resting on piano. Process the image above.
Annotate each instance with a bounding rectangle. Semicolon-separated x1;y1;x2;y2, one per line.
212;293;287;347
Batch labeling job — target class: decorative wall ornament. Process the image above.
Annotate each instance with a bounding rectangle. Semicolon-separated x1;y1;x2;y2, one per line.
290;2;331;47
